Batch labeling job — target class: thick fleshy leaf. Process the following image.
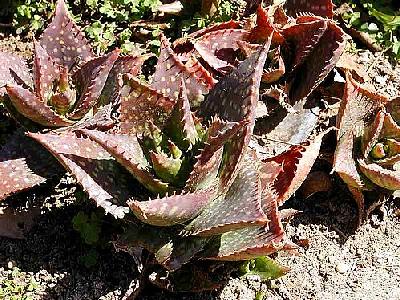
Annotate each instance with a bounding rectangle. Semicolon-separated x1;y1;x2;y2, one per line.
248;6;284;44
184;152;268;236
380;112;400;139
77;129;169;194
156;236;209;271
0;132;61;201
68;49;120;120
98;54;147;106
39;0;94;68
149;151;182;184
262;47;286;83
337;75;389;139
5;85;74;127
151;35;214;105
204;188;284;260
284;0;334;18
33;41;61;101
358;160;400;190
185;118;246;191
184;20;240;40
120;75;176;134
204;223;284;260
282;19;328;72
260;102;320;157
0;52;32;96
194;29;249;71
128;190;212;226
29;132;133;218
361;110;385;159
199;36;271;123
333;131;366;189
289;22;347;103
165;80;198;149
264;131;326;204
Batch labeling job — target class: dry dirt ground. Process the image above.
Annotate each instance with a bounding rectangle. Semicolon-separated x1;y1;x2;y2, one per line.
1;34;400;300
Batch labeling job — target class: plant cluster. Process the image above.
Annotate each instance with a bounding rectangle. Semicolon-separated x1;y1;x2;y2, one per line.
10;0;237;54
336;0;400;58
1;0;398;292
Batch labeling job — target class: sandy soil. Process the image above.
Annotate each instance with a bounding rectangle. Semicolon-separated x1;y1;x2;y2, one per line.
1;33;400;300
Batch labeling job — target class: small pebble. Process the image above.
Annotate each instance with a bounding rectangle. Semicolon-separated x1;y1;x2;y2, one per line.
7;261;13;269
336;262;350;273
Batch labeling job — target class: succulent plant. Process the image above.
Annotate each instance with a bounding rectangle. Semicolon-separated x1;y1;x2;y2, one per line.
27;18;332;281
172;0;346;104
1;0;349;287
0;0;145;201
333;75;400;218
0;0;145;128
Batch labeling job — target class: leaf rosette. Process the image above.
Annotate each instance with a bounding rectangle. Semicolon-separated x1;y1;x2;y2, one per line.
333;75;400;217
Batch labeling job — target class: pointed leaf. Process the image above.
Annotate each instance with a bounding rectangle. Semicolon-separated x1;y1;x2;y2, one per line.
248;6;284;44
204;187;284;260
33;41;61;101
199;35;271;123
0;52;32;96
358;160;400;190
333;131;366;189
289;22;347;103
194;29;249;71
39;0;94;68
185;118;246;191
264;131;327;205
149;151;182;184
98;54;147;106
68;49;120;119
128;190;212;226
282;19;328;72
5;85;74;127
120;75;176;134
156;236;209;271
165;80;199;149
151;34;214;105
260;102;320;157
284;0;334;18
29;132;132;218
204;224;284;260
337;75;388;139
184;152;268;236
77;129;169;194
0;132;61;201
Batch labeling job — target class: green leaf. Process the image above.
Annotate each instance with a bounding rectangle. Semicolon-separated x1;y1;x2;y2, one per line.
239;256;289;281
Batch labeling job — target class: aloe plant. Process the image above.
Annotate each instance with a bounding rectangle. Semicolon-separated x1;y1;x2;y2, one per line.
1;0;351;287
333;75;400;218
0;0;144;201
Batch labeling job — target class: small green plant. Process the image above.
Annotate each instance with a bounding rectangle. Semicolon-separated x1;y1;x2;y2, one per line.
337;0;400;58
12;0;161;54
0;267;40;300
239;256;289;281
72;211;102;245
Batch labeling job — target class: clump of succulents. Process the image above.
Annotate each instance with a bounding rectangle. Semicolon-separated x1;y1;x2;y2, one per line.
0;0;365;289
0;0;144;200
333;75;400;219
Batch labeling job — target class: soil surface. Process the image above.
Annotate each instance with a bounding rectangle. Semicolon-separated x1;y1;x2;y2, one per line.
1;32;400;300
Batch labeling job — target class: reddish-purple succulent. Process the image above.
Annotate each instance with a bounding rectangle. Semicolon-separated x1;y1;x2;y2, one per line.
0;0;144;201
1;0;352;283
333;75;400;218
